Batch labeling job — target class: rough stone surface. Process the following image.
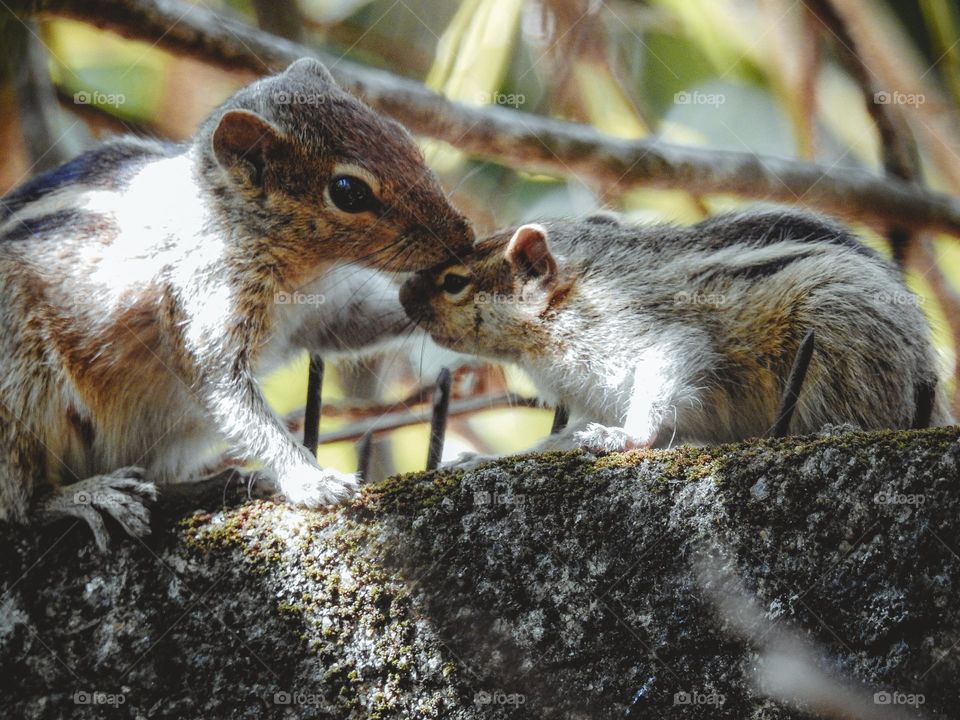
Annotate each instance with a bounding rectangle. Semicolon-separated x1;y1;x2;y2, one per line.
1;427;958;719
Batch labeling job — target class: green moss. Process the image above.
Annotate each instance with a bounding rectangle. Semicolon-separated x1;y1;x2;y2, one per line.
360;466;466;513
588;427;958;487
168;425;958;719
710;426;959;491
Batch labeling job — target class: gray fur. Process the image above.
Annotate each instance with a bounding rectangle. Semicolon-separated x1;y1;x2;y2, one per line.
404;208;953;458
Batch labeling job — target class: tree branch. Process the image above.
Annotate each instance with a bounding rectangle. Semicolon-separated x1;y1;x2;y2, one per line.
12;0;960;236
288;392;540;446
807;0;921;265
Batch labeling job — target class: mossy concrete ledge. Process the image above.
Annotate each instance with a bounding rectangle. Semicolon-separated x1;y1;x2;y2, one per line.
2;428;959;719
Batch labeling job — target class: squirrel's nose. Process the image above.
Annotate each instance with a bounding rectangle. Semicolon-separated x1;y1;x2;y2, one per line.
399;274;428;316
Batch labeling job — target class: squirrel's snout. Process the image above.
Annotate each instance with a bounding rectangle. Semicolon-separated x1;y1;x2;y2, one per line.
399;273;431;320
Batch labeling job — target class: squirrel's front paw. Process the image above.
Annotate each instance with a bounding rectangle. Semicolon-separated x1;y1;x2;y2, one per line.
441;451;498;470
572;423;650;454
279;463;359;508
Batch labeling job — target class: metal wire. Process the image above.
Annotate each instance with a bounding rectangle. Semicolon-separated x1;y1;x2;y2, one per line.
307;331;826;476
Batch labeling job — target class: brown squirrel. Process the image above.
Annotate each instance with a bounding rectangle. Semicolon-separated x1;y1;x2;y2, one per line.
401;210;952;460
0;58;472;549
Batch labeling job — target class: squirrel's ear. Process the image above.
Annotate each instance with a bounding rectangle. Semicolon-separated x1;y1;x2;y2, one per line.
212;109;282;189
285;57;336;85
506;224;557;283
584;210;620;226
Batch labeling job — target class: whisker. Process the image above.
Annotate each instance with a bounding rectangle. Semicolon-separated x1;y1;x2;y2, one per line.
418;326;427;386
374;318;420;382
445;162;489;200
336;243;416;314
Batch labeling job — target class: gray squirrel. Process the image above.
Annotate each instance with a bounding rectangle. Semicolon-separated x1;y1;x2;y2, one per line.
0;58;472;549
400;209;952;459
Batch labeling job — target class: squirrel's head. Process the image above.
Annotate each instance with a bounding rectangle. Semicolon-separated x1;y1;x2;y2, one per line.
198;58;473;282
401;223;573;361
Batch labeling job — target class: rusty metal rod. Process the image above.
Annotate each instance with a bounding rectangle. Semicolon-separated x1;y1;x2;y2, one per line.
550;405;569;435
772;330;816;438
426;368;452;471
356;431;374;482
302;354;324;457
912;380;936;429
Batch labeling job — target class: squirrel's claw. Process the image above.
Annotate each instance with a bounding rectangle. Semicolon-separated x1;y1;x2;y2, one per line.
572;423;650;454
38;468;158;551
440;451;498;471
279;464;359;508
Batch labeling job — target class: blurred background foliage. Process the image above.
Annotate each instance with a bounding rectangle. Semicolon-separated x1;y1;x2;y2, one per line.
2;0;960;477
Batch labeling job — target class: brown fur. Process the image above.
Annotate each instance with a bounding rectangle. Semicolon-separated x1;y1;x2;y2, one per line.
0;59;472;547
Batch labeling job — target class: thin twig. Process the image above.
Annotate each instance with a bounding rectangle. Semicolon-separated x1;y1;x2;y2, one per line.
310;392;540;446
283;385;436;434
811;0;960;413
824;0;960;193
14;21;84;169
16;0;960;237
807;0;920;265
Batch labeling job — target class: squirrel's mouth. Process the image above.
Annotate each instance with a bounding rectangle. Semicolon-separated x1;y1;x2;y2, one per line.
419;327;463;352
386;225;472;273
398;274;435;324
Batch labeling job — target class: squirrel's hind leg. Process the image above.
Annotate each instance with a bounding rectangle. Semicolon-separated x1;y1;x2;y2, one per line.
0;413;39;525
37;468;157;551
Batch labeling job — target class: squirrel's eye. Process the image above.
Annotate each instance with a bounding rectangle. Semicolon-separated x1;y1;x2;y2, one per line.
329;175;378;213
442;273;471;295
